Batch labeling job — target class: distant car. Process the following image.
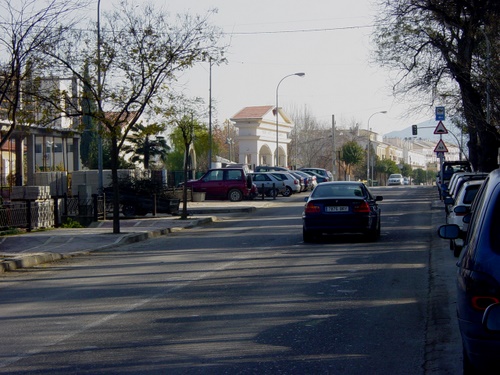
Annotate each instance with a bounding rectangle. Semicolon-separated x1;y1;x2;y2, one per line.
403;177;409;185
271;172;301;196
300;170;329;183
289;171;306;192
387;174;404;186
299;167;333;182
183;168;254;202
254;165;289;172
302;181;383;242
250;172;286;197
293;170;317;191
438;168;500;374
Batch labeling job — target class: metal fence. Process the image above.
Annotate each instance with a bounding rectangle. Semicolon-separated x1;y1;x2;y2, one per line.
0;195;109;231
0;200;55;231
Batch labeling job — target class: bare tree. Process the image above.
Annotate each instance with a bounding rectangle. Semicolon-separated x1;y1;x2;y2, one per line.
373;0;500;172
0;0;85;149
44;2;226;233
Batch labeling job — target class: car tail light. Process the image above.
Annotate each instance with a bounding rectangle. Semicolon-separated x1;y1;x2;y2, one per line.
353;201;370;213
305;202;321;213
471;296;500;311
294;179;298;185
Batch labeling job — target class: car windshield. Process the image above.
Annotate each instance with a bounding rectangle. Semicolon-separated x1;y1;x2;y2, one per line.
312;184;364;198
390;174;402;178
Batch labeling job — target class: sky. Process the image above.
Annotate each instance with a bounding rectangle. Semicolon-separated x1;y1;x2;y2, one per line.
97;0;437;136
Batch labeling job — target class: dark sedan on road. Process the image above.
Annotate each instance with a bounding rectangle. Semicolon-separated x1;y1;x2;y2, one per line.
302;181;383;242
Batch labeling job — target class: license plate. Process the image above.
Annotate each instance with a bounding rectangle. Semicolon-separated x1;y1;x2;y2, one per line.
325;206;348;212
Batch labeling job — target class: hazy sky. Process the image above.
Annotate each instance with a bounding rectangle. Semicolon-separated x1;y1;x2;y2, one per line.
98;0;436;135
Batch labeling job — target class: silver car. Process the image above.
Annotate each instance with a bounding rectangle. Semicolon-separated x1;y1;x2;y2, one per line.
250;172;286;197
387;174;404;185
271;172;302;197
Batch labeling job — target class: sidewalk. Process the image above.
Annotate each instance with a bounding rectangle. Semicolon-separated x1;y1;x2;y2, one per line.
0;199;278;273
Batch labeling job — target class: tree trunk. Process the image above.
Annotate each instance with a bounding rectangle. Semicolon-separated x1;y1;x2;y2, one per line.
111;135;121;234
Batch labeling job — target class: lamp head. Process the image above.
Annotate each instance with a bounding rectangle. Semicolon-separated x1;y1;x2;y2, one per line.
295;72;305;77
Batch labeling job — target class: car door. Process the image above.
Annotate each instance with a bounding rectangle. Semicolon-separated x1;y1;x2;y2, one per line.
197;169;225;199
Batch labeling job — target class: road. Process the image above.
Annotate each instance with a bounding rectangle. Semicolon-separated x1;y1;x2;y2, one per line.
0;186;460;374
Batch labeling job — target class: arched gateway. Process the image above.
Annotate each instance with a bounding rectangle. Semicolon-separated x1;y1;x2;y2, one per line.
230;105;294;168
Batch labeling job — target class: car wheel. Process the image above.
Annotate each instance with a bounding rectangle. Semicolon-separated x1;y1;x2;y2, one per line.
266;189;278;198
366;219;381;241
282;186;293;197
303;228;314;243
228;189;243;202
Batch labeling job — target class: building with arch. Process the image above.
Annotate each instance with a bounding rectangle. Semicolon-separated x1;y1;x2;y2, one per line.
231;105;294;168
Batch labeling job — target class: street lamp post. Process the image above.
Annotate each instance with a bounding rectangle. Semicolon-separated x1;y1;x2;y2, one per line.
275;72;305;166
97;0;103;195
366;111;387;186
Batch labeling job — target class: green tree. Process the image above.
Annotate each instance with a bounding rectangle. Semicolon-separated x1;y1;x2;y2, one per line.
170;114;205;220
340;141;365;180
412;168;427;185
400;163;412;178
122;122;170;170
376;159;400;185
373;0;500;172
167;123;207;171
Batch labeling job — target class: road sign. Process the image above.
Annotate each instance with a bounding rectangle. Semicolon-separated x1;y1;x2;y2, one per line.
434;121;448;134
436;151;445;159
434;139;448;153
435;106;445;121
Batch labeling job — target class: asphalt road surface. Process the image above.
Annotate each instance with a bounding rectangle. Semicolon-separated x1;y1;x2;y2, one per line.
0;185;460;374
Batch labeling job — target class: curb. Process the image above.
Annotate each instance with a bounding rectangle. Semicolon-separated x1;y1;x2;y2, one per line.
0;217;215;273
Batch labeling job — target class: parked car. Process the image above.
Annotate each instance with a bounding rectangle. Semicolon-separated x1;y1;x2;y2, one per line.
403;177;410;185
289;171;306;192
293;170;317;191
299;167;333;182
302;181;383;242
444;179;484;257
438;160;473;199
182;168;254;202
438;168;500;374
254;165;289;172
387;173;404;186
271;171;301;196
250;172;286;197
445;172;488;201
300;170;329;183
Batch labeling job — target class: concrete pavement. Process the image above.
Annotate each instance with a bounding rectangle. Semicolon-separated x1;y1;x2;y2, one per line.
0;199;278;272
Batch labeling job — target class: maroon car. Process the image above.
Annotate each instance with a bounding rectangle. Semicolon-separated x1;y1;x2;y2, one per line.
184;168;254;201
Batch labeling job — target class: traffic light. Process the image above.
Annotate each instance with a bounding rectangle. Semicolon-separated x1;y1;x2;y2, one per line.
412;124;418;135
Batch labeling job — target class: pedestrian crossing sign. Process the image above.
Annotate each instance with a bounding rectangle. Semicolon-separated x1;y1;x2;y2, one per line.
434;139;448;153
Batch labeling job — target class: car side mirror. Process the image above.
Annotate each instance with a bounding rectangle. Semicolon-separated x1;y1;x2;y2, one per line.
483;304;500;332
438;224;460;239
444;197;454;205
375;196;383;202
454;205;470;215
463;213;472;224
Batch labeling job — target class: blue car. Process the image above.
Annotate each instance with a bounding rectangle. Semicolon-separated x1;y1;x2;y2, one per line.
439;168;500;374
302;181;383;242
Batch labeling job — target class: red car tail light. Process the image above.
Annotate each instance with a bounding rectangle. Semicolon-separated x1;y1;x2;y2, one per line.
471;296;500;311
353;201;370;213
305;202;321;213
